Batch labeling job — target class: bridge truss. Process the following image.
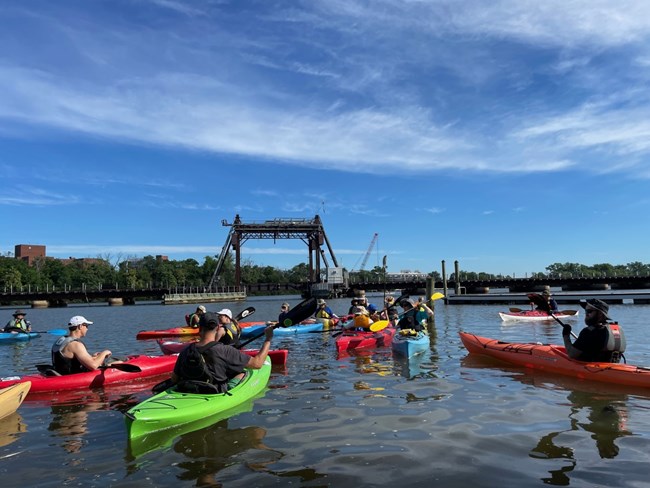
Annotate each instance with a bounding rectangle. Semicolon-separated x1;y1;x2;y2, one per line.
208;214;340;288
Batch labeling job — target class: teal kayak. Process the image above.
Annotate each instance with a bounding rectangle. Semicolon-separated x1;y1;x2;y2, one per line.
124;358;271;440
391;329;429;358
0;332;40;342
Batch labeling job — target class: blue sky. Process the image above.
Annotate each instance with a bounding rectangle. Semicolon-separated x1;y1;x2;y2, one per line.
1;1;649;277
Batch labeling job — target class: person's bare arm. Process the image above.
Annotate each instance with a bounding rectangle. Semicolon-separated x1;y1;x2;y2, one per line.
67;342;112;371
246;327;273;369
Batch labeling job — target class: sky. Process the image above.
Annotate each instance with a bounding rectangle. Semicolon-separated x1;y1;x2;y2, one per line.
1;1;649;278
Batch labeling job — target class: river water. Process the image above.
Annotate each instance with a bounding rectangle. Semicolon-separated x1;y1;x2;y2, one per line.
1;295;649;487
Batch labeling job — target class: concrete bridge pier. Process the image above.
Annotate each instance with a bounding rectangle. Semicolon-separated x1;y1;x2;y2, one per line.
108;298;124;306
32;300;49;308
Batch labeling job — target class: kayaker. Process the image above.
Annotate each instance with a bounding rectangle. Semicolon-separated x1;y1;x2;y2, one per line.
185;305;207;328
278;302;290;323
315;299;338;321
51;316;113;374
536;290;559;313
415;297;434;320
562;298;626;363
397;299;426;332
171;311;273;392
215;308;241;346
4;309;31;333
380;296;399;324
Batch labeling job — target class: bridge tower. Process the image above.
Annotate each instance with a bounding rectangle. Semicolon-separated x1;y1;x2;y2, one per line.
208;215;341;289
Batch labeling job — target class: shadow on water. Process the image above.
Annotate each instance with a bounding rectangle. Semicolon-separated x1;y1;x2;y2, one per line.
461;354;638;486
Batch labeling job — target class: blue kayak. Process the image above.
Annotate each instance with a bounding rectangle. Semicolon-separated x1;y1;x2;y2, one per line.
0;332;40;342
240;324;266;339
391;329;429;358
274;322;323;335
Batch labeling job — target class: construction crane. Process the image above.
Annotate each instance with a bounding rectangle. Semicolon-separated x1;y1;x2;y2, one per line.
359;233;379;271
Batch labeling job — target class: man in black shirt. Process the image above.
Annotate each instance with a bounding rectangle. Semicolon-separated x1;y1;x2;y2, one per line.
563;298;620;362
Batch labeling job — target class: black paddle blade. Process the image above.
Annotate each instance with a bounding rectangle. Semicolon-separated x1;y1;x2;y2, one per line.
527;293;550;314
235;306;255;321
281;297;317;327
99;363;142;373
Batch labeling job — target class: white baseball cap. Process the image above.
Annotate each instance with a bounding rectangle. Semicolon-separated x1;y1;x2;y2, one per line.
217;308;233;320
69;315;93;327
197;305;207;313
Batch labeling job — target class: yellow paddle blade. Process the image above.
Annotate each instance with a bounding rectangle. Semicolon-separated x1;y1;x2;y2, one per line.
369;320;389;332
430;292;445;301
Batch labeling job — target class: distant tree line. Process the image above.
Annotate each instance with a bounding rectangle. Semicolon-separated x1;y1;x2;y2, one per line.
0;255;311;292
2;255;649;293
451;262;650;281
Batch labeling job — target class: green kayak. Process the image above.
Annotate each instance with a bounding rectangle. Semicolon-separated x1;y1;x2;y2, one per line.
124;358;271;441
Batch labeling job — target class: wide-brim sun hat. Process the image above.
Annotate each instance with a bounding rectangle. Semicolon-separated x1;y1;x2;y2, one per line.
580;298;611;320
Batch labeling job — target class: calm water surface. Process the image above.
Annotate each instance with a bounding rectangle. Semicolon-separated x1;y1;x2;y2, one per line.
1;296;650;487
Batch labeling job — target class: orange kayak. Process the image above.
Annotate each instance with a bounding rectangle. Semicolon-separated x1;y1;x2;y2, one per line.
136;321;265;339
459;332;650;388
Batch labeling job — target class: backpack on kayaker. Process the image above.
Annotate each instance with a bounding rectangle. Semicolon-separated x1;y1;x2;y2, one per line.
177;342;216;382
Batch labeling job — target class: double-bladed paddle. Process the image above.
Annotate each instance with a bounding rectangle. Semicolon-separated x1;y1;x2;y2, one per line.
509;307;577;315
528;293;578;339
236;297;318;349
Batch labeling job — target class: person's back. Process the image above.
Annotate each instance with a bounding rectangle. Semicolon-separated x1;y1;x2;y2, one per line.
173;312;273;392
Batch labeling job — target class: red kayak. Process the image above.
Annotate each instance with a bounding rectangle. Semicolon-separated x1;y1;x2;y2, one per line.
157;340;289;366
0;355;177;394
459;332;650;388
136;321;266;340
335;327;396;353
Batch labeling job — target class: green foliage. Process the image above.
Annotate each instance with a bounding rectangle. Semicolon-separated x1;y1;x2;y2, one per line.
2;254;650;292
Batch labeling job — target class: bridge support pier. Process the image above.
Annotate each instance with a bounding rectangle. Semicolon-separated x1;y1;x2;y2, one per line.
108;298;124;306
32;300;49;308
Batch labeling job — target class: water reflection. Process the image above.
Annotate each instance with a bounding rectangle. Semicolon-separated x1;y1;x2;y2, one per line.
530;390;631;485
0;411;27;448
461;354;634;486
49;402;105;454
172;421;281;486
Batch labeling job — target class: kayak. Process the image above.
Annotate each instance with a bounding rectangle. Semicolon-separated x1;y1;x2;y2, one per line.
0;332;40;342
335;326;396;353
274;321;323;335
459;332;650;388
0;355;177;393
240;324;266;339
136;321;266;340
0;382;31;420
124;358;271;440
391;329;429;358
156;340;289;366
499;310;579;322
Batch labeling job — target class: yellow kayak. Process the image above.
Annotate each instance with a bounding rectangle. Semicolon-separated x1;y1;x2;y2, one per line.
0;382;31;420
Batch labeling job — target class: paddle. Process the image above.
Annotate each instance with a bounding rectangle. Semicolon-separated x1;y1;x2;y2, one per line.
509;307;577;315
527;293;578;339
235;306;255;322
236;297;318;349
36;362;142;374
34;329;68;336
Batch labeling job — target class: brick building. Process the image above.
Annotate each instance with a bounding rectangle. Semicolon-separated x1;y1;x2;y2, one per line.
14;244;46;265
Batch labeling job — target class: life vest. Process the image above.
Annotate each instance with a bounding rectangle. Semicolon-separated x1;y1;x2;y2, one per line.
316;308;331;319
185;313;200;327
51;336;86;375
604;323;626;353
4;318;29;333
220;322;241;345
353;314;371;329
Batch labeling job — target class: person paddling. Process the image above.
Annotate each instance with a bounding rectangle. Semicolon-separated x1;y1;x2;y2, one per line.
186;305;207;328
51;316;113;374
4;309;31;333
562;298;626;363
171;311;273;392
